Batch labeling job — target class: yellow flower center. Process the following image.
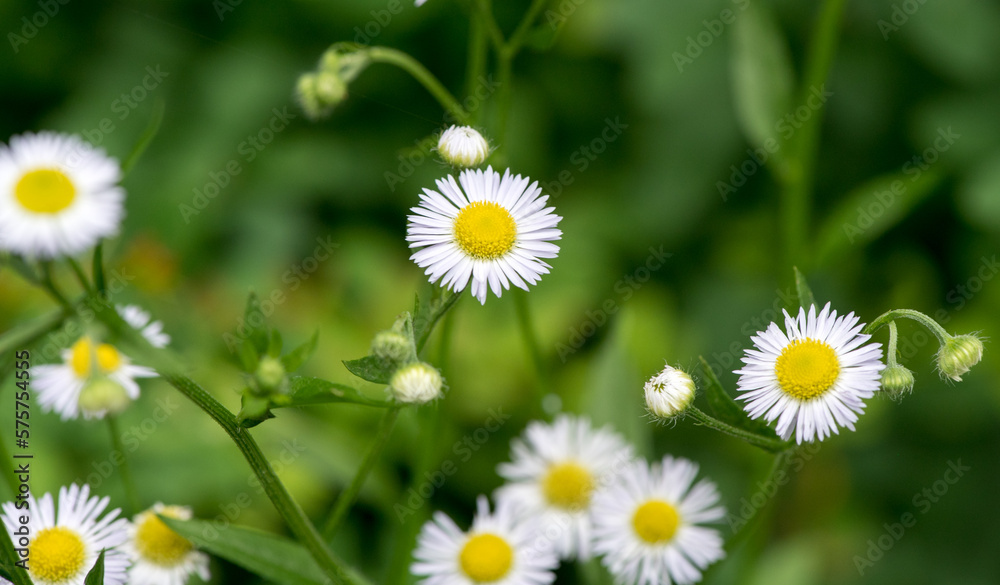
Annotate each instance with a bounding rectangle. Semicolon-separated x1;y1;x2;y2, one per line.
632;500;680;544
70;338;123;377
459;533;513;582
453;201;516;260
15;169;76;214
775;338;841;400
542;462;594;511
135;509;194;567
29;527;86;583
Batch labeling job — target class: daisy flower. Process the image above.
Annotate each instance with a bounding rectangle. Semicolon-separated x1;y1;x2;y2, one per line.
591;456;726;585
0;131;124;258
0;483;131;585
406;166;562;304
125;503;210;585
411;495;558;585
437;126;490;168
34;336;157;420
117;304;171;348
734;302;884;444
495;415;633;561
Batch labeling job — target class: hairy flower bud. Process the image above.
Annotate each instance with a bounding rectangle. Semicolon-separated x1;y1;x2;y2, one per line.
390;362;443;404
437;126;490;168
643;365;695;419
880;364;915;400
371;330;414;364
936;334;984;382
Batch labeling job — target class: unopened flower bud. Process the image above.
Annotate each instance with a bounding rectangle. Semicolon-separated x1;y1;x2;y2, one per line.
436;126;490;168
255;356;287;394
371;330;413;364
936;334;984;382
643;365;695;419
79;377;131;417
880;364;915;400
390;362;443;404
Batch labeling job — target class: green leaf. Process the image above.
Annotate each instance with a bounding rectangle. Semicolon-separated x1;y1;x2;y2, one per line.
237;393;274;428
0;520;31;585
84;550;105;585
282;377;390;408
267;329;283;359
160;517;333;585
343;355;396;385
121;98;165;176
242;291;269;354
731;3;795;172
239;339;260;373
282;331;319;372
815;170;945;264
412;288;460;352
697;357;778;440
793;267;817;311
2;254;39;284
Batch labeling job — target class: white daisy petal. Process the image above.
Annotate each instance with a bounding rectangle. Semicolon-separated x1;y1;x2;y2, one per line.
406;166;562;304
734;302;885;443
124;503;211;585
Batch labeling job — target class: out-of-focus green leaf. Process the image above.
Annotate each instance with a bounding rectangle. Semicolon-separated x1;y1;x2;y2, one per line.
958;151;1000;233
237;393;274;428
793;267;817;310
121;98;165;176
160;517;330;585
731;3;795;171
267;328;283;358
413;289;460;353
282;331;319;372
83;550;105;585
280;376;390;408
815;170;945;264
239;339;260;373
242;291;269;354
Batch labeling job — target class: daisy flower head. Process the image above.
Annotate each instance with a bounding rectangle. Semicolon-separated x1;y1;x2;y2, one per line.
437;126;491;168
406;166;562;304
0;131;124;258
117;304;171;348
495;415;633;561
591;456;726;585
125;503;210;585
734;302;885;444
1;483;131;585
412;495;558;585
34;335;157;420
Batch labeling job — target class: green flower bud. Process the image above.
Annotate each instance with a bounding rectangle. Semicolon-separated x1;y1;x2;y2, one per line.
79;377;132;417
255;356;287;394
880;364;915;400
390;362;443;404
936;334;984;382
371;330;414;364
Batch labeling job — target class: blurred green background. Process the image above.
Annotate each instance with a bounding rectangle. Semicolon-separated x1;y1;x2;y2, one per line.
1;0;998;584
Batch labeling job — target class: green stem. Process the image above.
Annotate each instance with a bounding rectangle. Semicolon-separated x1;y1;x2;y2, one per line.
504;0;549;56
513;290;549;400
885;321;900;365
494;54;513;165
322;407;401;539
726;449;792;548
38;261;73;310
781;0;846;270
67;257;93;294
474;0;506;52
367;47;472;125
864;309;950;345
465;4;490;114
415;288;462;354
687;407;792;453
107;415;140;515
160;373;365;585
93;242;108;296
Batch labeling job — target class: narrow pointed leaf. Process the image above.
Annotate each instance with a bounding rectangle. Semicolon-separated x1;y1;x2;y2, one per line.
793;267;817;310
282;331;319;373
697;356;779;439
83;549;105;585
121;99;165;176
281;377;390;408
343;355;396;385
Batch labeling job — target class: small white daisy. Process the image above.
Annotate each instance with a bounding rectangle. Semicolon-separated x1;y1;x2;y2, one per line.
406;166;562;304
437;126;491;168
734;302;885;444
591;456;726;585
0;131;124;258
495;415;633;561
412;495;558;585
117;304;171;348
644;365;696;420
33;336;157;420
0;483;131;585
124;503;210;585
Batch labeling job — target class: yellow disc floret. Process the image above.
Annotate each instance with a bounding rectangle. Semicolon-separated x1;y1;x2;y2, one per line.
459;533;514;582
453;201;516;260
632;500;680;544
16;169;76;214
29;527;86;583
542;462;594;511
135;508;194;567
70;338;124;378
775;338;840;400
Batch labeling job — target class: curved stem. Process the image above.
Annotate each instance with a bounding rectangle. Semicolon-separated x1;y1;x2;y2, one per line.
161;373;365;585
38;261;72;310
885;320;900;366
687;407;792;453
474;0;505;52
322;407;401;539
504;0;549;56
367;47;472;125
67;257;93;294
107;415;140;515
513;290;549;406
864;309;950;345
